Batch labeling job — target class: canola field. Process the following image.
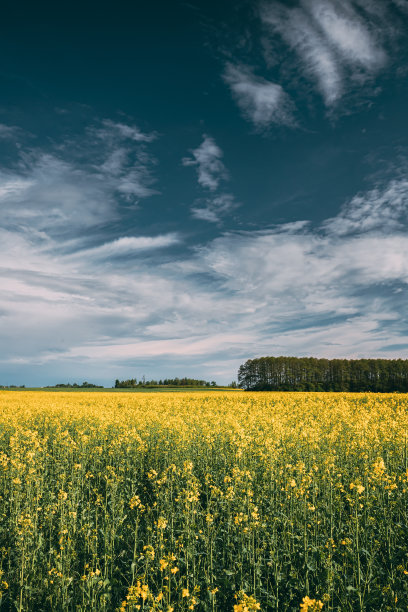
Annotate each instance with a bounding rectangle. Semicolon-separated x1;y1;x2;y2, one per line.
0;391;408;611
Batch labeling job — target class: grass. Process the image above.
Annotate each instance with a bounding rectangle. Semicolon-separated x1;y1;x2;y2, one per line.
0;390;407;611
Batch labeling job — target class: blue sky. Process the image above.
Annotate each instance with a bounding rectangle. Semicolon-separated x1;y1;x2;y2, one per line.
1;0;408;386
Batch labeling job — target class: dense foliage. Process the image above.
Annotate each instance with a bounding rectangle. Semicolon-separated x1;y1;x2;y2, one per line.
1;391;408;611
238;356;408;391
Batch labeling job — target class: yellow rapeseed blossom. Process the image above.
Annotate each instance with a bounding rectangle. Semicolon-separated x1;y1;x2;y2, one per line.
300;596;324;611
157;516;168;530
1;390;408;610
159;559;168;571
234;590;261;611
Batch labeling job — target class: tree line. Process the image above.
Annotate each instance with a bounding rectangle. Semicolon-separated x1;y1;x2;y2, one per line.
114;377;218;388
45;382;104;389
238;356;408;392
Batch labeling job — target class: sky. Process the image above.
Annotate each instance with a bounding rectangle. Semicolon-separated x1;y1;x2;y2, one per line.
1;0;408;386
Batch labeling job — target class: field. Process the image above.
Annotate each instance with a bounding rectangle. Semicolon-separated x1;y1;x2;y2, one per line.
0;391;407;611
5;387;235;393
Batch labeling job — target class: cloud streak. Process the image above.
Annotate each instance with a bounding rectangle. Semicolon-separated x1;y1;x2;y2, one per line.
71;234;181;260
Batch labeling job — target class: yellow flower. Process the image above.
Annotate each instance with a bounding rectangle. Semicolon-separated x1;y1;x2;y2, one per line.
234;591;261;611
143;544;155;560
159;558;168;571
129;495;145;511
182;588;190;598
300;596;324;611
373;457;386;475
157;516;168;530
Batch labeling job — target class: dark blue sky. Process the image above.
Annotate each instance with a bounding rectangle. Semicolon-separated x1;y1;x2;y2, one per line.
1;0;408;386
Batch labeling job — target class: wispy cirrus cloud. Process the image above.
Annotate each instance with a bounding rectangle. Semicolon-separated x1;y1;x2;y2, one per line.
182;135;227;191
191;194;238;224
2;115;408;384
223;63;295;129
89;119;158;201
93;119;157;143
70;233;181;261
304;0;387;69
0;119;158;239
0;155;116;235
323;178;408;236
260;0;403;107
2;168;408;383
0;124;22;139
183;135;239;223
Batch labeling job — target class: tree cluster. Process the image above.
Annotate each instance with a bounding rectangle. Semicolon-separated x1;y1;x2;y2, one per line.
0;385;25;389
114;377;218;388
46;382;104;388
238;356;408;392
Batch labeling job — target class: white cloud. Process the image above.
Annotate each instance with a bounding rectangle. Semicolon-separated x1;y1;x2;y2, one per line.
191;207;220;223
3;174;408;383
0;124;21;139
91;122;158;201
94;119;157;143
58;333;255;361
100;148;128;176
2;117;408;382
223;63;295;128
182;135;227;191
304;0;386;70
191;194;238;224
0;155;116;234
0;120;158;237
183;136;239;223
323;179;408;235
260;0;396;106
71;234;181;260
261;2;344;105
116;168;157;199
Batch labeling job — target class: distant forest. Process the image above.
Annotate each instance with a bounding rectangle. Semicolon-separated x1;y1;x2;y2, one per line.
238;357;408;392
114;377;219;388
